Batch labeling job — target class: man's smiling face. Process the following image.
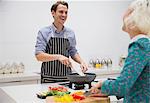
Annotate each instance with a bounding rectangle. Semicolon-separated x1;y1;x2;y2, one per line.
52;4;68;25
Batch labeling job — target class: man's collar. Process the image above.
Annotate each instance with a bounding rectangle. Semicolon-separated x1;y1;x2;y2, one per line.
52;23;66;34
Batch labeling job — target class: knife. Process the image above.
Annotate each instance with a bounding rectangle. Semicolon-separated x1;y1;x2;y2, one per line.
84;90;91;97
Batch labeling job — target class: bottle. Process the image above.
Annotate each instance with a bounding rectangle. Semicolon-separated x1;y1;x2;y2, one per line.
88;59;94;68
101;59;107;69
106;58;112;69
95;59;101;69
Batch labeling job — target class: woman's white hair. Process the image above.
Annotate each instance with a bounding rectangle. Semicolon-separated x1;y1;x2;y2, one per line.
127;0;150;36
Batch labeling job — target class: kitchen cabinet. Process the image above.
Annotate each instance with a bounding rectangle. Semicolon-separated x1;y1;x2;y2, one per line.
0;73;41;87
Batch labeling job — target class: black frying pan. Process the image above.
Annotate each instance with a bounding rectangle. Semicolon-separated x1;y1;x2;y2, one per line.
67;73;96;84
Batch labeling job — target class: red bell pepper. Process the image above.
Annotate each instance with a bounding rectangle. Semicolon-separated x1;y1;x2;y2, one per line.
71;94;85;100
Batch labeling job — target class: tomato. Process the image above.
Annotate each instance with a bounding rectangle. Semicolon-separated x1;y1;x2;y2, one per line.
47;86;70;97
49;86;68;92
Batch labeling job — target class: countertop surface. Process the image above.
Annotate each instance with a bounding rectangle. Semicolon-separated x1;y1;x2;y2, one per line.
86;68;121;75
0;78;123;103
0;72;41;83
0;83;50;103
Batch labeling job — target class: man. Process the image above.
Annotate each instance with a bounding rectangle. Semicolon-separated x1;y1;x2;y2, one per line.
35;1;87;83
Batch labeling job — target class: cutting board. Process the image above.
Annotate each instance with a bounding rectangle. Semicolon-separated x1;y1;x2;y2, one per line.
46;96;110;103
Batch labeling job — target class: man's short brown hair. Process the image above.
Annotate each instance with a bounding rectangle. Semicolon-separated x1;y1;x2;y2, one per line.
51;1;68;12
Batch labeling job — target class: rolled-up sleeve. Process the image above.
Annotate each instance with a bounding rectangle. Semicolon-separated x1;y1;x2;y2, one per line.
68;30;78;57
35;31;47;55
101;42;147;97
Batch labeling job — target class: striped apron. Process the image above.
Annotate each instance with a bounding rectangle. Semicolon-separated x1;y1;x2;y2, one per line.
41;34;72;83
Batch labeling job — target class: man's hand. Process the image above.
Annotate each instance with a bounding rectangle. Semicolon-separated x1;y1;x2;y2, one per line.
80;62;88;73
57;55;71;67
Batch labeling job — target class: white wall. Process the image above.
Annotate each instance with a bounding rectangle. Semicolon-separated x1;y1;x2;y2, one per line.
0;0;131;72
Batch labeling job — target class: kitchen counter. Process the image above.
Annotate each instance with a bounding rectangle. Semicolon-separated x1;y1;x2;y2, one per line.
0;68;121;87
0;72;41;87
0;78;123;103
86;68;121;79
87;68;121;75
0;83;49;103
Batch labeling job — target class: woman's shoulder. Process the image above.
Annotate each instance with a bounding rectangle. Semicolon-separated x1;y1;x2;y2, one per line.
129;38;150;53
136;38;150;50
137;37;150;43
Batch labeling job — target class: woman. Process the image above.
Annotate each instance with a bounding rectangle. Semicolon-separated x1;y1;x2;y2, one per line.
35;1;87;83
90;0;150;103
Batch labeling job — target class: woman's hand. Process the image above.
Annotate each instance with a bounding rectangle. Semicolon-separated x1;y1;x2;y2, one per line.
92;80;103;88
80;62;88;73
90;81;107;97
90;81;102;93
90;86;100;94
90;90;107;97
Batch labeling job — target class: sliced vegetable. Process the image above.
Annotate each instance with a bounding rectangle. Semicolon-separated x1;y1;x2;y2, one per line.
37;86;71;99
54;94;74;102
71;93;85;101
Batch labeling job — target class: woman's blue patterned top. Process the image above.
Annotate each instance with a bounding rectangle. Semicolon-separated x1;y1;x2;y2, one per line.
101;37;150;103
